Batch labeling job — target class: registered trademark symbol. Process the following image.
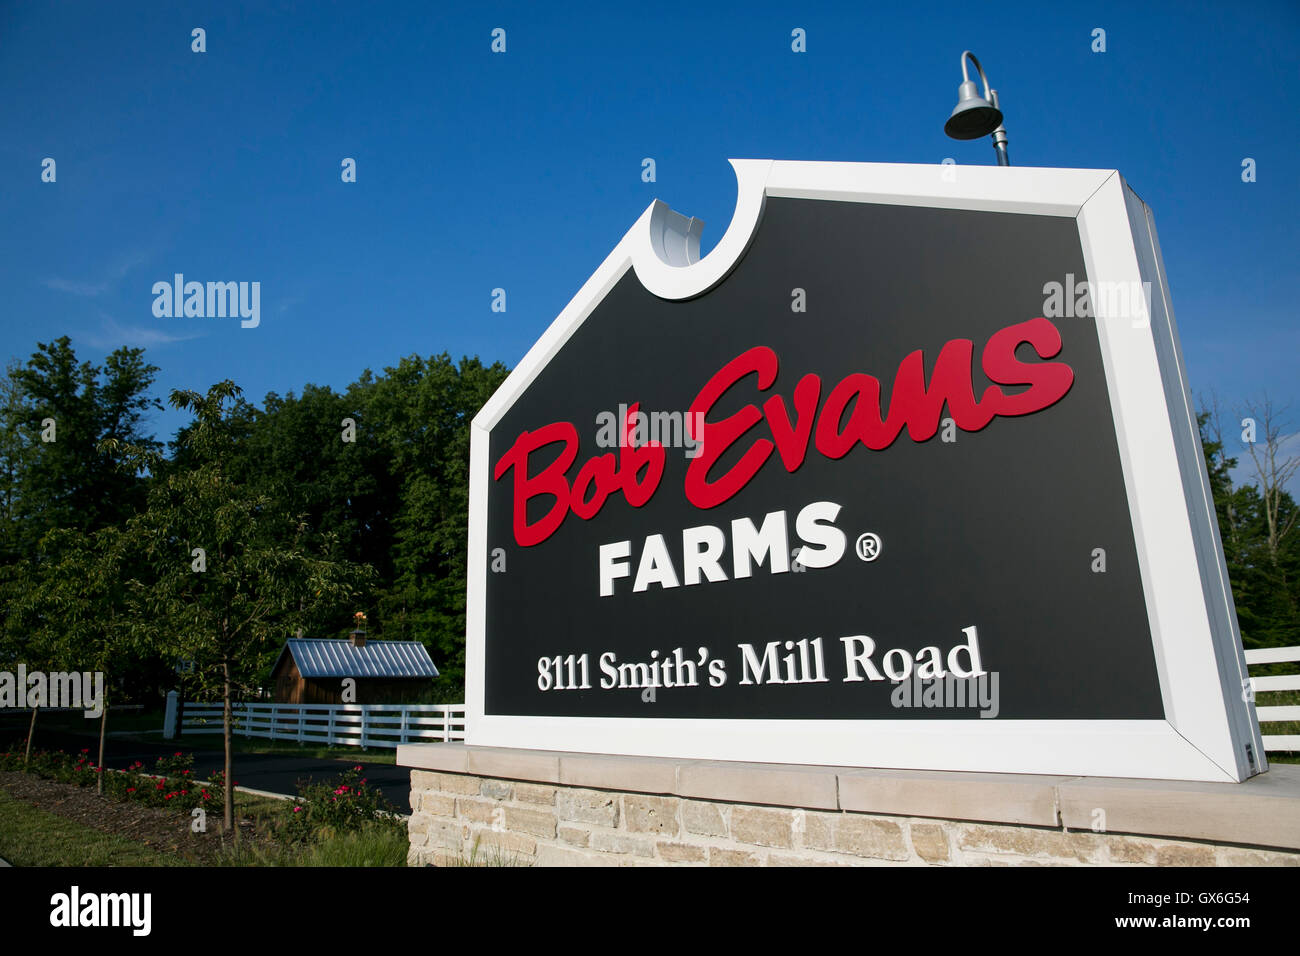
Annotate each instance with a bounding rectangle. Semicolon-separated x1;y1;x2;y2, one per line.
856;532;882;562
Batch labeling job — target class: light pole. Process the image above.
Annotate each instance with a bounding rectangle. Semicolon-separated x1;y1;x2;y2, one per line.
943;51;1010;166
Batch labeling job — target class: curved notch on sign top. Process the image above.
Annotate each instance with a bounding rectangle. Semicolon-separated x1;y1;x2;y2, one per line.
632;159;773;301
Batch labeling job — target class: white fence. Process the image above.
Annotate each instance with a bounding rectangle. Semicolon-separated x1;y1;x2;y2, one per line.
1246;646;1300;753
171;700;466;749
162;647;1296;756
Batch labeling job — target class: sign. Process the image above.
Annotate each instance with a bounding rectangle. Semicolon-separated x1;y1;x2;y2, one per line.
465;160;1264;782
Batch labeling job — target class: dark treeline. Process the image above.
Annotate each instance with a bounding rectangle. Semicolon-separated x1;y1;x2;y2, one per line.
0;336;509;714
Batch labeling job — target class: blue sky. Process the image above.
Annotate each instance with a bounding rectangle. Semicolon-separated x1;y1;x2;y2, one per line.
1;0;1296;478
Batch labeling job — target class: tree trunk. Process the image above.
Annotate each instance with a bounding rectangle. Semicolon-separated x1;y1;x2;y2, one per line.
223;658;234;834
96;704;108;796
23;705;37;766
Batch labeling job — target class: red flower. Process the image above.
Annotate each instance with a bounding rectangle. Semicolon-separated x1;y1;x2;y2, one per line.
126;788;136;793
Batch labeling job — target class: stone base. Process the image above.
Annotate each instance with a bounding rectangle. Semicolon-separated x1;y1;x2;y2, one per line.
397;744;1300;867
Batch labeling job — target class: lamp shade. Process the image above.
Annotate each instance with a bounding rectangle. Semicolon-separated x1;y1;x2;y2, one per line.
944;79;1003;140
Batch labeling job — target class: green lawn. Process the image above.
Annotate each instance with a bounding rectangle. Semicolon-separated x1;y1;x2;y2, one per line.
0;785;403;866
0;790;188;866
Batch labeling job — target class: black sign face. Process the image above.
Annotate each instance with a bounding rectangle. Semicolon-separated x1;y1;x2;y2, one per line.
484;197;1162;721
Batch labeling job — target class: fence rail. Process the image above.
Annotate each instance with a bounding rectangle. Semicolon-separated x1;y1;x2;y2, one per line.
171;700;466;749
166;647;1296;757
1245;646;1300;753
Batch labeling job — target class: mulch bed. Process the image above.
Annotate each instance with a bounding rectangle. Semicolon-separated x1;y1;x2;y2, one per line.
0;770;279;865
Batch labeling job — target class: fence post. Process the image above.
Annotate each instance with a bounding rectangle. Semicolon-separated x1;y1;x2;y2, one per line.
400;708;409;744
327;708;336;746
297;707;305;744
163;691;179;739
444;706;451;742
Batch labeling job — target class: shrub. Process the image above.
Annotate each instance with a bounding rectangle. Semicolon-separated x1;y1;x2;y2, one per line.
283;765;401;843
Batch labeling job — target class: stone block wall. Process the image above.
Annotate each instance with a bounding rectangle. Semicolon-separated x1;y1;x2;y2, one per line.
405;768;1300;867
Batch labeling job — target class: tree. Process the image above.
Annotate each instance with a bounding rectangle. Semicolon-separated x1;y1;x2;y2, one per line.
0;362;35;564
0;553;56;764
362;354;508;689
218;353;508;693
29;525;148;792
1199;398;1300;650
115;381;373;832
6;337;160;553
1239;397;1300;565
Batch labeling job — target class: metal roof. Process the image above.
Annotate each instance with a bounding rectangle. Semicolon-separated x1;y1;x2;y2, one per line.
280;638;439;680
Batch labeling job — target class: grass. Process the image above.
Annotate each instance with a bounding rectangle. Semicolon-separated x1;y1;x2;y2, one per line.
300;825;409;866
0;789;189;866
0;783;406;867
208;824;408;867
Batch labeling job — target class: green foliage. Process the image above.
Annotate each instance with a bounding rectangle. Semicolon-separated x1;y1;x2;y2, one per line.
0;746;210;813
122;381;374;704
0;335;505;710
222;354;509;689
0;337;160;558
1198;412;1300;652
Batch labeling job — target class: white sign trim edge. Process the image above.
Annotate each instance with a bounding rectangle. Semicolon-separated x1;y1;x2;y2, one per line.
465;159;1255;784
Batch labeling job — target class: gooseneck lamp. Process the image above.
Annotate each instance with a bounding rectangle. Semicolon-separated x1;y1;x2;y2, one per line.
944;51;1010;166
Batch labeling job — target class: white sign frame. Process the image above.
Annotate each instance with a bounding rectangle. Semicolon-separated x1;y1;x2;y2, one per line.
465;159;1264;783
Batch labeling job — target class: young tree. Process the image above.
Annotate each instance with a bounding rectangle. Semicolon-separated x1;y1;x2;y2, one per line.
0;554;55;764
113;381;372;832
1238;398;1300;565
30;525;146;793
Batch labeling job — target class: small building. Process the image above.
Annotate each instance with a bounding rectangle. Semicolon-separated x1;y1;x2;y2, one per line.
270;630;439;704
